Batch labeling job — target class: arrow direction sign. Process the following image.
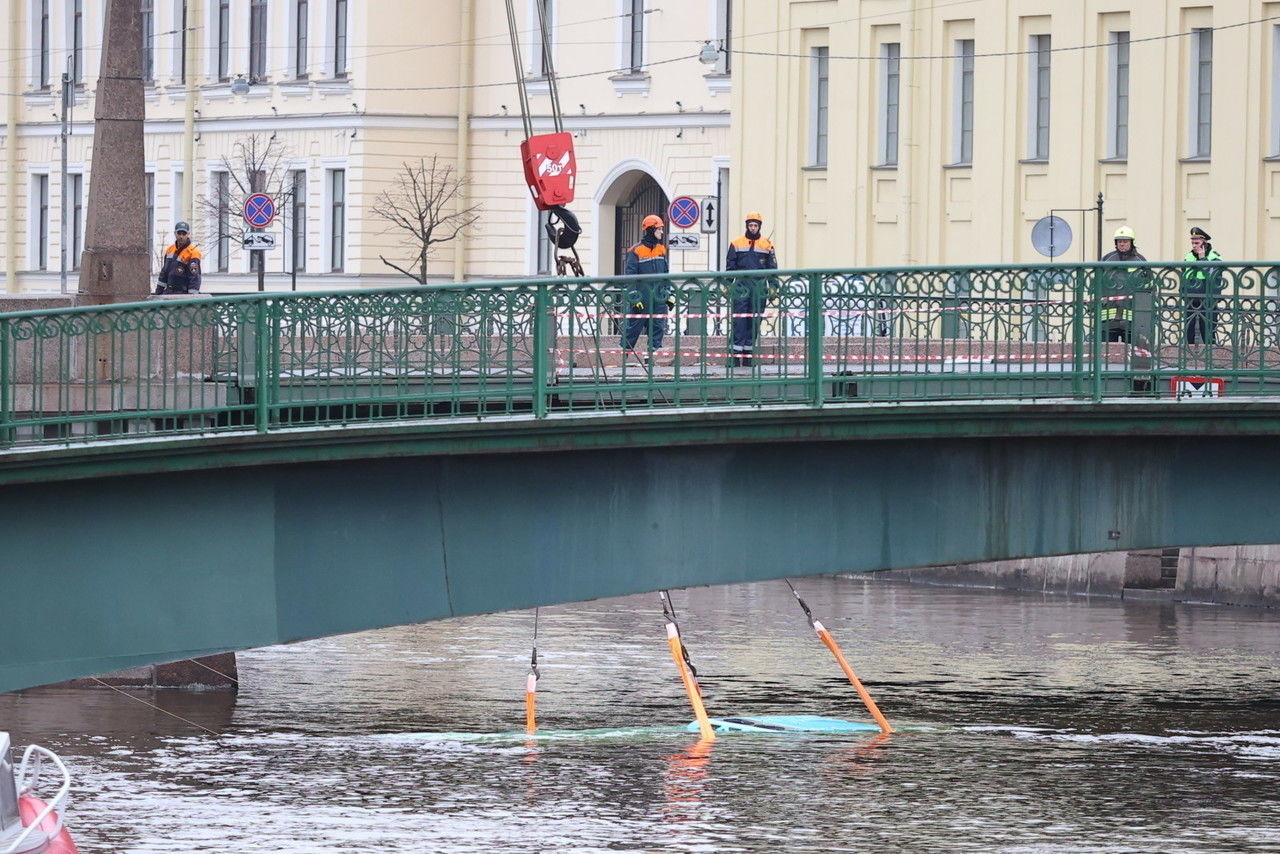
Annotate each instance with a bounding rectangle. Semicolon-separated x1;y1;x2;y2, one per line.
700;197;718;234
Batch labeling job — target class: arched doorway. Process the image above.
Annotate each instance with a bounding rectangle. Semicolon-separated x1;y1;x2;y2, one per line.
597;169;669;275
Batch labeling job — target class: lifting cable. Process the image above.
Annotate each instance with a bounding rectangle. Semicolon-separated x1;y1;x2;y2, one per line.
660;589;715;741
525;607;541;734
784;579;893;734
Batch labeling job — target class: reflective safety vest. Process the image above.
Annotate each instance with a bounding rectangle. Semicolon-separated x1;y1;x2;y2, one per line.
1099;249;1148;322
1182;249;1223;294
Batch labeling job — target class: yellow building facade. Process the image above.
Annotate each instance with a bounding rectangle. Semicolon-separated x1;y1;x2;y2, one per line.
731;0;1280;267
0;0;733;294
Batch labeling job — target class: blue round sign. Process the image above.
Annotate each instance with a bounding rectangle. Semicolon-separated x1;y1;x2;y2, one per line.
668;196;700;229
243;193;276;228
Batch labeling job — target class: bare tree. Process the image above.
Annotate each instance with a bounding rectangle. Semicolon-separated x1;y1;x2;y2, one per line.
197;134;296;274
371;156;480;284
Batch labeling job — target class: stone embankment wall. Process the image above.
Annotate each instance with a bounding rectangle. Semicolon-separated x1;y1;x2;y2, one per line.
886;546;1280;608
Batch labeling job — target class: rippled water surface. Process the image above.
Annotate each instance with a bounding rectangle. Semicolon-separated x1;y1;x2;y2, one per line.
4;578;1280;853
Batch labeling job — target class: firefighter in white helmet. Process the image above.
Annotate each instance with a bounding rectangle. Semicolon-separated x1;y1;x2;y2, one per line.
1098;225;1149;343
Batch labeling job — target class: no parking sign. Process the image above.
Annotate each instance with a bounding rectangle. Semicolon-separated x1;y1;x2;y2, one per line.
668;196;700;229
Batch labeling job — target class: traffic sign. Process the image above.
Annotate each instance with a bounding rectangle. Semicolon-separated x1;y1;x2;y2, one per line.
668;196;700;229
1170;376;1224;398
700;197;719;234
668;233;700;251
241;232;276;250
243;193;276;228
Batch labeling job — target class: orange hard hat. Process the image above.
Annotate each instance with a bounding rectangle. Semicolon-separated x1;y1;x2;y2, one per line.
642;214;664;230
745;211;763;223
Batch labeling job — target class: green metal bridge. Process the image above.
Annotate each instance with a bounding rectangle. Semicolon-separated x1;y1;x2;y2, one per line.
3;262;1280;692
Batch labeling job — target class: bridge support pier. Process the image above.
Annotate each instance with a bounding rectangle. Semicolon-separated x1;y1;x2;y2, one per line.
49;653;237;691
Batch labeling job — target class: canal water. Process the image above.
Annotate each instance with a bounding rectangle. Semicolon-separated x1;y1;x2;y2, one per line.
3;577;1279;853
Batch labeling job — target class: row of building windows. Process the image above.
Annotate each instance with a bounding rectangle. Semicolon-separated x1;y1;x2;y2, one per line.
808;26;1230;169
26;169;345;275
32;0;348;90
531;0;731;78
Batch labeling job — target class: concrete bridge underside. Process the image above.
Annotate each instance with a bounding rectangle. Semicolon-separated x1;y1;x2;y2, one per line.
4;400;1280;693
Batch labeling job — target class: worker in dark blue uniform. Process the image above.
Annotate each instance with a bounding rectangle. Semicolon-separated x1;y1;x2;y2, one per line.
155;221;203;294
725;212;778;366
621;214;672;363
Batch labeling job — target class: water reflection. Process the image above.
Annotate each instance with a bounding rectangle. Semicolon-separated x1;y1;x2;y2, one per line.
0;577;1277;852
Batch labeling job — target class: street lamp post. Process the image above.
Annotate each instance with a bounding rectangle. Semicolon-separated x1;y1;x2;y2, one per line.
59;56;74;295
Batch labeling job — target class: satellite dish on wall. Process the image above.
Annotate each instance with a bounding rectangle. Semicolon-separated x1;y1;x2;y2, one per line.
1031;215;1072;259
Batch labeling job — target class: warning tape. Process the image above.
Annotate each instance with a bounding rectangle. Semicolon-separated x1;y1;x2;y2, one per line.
556;294;1131;320
552;346;1150;363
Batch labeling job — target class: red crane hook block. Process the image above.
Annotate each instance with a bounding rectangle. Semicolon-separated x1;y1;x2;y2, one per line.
520;132;577;210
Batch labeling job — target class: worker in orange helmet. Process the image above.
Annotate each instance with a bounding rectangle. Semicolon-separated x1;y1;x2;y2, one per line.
725;211;778;366
620;214;673;364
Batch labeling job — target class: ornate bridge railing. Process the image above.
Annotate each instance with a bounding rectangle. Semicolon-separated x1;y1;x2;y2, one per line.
2;262;1279;447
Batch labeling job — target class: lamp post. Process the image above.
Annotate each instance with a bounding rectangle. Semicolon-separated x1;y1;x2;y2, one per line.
59;56;74;295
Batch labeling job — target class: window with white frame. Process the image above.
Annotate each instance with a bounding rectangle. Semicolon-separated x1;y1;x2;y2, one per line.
250;0;268;82
32;175;50;270
1190;27;1212;158
173;171;185;226
72;0;84;84
1273;24;1280;156
333;0;348;78
145;172;155;258
953;39;974;165
217;0;230;81
214;171;229;271
328;169;345;272
809;46;830;168
529;0;553;76
70;173;83;269
535;209;553;275
177;0;188;83
141;0;155;82
1028;34;1051;160
37;0;50;89
878;42;900;167
1108;31;1129;160
294;0;309;78
627;0;644;72
291;170;307;272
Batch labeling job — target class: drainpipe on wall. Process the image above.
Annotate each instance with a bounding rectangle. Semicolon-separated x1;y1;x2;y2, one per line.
902;0;929;265
5;0;20;293
452;0;475;284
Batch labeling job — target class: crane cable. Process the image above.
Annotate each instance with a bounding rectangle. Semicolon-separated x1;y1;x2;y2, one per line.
784;579;893;734
660;590;715;741
501;0;535;141
524;607;541;734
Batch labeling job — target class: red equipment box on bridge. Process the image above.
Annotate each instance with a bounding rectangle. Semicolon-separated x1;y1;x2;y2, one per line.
520;132;577;210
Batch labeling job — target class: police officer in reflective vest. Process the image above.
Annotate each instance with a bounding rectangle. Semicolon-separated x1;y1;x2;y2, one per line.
620;214;672;362
1099;225;1148;343
155;221;203;294
1182;226;1224;345
725;212;778;366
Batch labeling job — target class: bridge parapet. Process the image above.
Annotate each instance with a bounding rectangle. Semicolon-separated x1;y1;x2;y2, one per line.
2;262;1280;447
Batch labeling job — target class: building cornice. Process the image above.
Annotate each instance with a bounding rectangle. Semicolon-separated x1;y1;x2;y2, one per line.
14;110;732;138
469;112;730;131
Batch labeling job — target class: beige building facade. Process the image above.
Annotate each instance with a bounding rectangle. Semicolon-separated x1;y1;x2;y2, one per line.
0;0;734;295
732;0;1280;268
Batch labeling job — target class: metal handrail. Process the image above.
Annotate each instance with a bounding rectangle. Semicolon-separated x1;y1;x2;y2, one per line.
0;261;1277;451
